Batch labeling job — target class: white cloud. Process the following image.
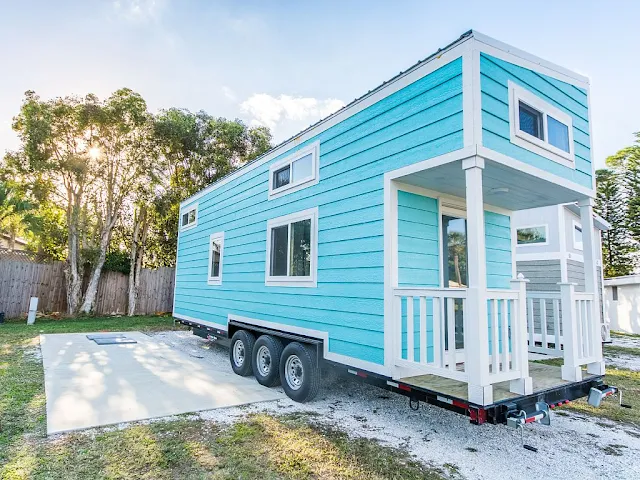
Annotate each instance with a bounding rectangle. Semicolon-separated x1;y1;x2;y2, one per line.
112;0;167;22
240;94;345;132
221;86;237;102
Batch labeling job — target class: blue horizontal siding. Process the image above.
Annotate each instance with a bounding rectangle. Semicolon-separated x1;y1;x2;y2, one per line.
397;191;440;288
174;56;465;366
485;210;512;289
480;53;592;189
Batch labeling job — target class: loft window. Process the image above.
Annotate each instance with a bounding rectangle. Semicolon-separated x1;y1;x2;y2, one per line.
509;81;575;167
266;207;318;287
517;225;548;245
208;232;224;285
180;204;198;231
268;143;319;199
518;102;543;140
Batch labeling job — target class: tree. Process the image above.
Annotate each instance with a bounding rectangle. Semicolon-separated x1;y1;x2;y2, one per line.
6;89;155;314
149;109;272;266
595;168;636;277
0;181;33;248
607;132;640;245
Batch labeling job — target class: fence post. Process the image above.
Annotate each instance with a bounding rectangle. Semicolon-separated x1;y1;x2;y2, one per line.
559;282;581;381
509;274;532;394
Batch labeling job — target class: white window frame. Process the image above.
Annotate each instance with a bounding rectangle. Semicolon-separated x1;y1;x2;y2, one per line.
265;207;318;287
508;81;575;168
572;220;583;251
268;142;320;200
207;232;224;285
180;203;198;231
516;224;549;247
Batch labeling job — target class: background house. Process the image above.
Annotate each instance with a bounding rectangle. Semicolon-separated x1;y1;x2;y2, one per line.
604;275;640;334
513;204;610;340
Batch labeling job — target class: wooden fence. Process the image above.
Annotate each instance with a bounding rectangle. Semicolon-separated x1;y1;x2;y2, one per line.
0;259;175;318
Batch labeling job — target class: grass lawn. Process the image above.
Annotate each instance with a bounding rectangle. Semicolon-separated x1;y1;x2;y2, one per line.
534;348;640;426
0;316;445;480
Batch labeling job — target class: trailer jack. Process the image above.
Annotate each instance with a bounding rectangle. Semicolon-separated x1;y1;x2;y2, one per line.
506;402;551;453
587;385;632;409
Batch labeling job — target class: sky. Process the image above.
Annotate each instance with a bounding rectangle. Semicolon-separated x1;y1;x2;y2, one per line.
0;1;638;168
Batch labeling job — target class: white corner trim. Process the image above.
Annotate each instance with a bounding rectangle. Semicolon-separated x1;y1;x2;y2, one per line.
515;224;549;247
265;207;318;288
462;48;474;147
471;45;483;147
228;314;391;376
180;41;471;208
179;203;198;232
476;145;594;198
472;31;590;88
207;232;224;286
558;204;568;282
268;142;320;200
508;81;575;168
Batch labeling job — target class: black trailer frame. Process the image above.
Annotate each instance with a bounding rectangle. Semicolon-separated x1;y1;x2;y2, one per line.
176;317;606;425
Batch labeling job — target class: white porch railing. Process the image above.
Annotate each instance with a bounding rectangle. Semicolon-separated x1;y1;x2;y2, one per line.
392;288;468;382
526;292;563;356
485;290;525;384
526;284;601;381
392;285;529;387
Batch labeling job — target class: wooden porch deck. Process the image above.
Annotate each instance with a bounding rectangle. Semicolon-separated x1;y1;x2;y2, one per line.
398;362;596;403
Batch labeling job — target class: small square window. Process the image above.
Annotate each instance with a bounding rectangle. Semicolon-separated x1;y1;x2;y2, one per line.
547;116;570;153
273;165;290;189
518;102;543;140
180;205;198;230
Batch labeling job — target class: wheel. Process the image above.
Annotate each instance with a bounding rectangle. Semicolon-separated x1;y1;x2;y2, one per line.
229;330;256;376
252;335;284;387
279;342;320;402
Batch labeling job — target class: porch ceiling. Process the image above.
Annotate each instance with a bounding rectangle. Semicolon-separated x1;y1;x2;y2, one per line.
395;159;587;211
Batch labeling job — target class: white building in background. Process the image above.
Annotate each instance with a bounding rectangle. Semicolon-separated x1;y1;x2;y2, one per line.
513;203;611;341
604;275;640;335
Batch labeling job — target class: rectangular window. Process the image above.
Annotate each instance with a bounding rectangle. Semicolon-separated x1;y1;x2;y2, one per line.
268;143;319;199
180;204;198;231
573;221;583;250
516;225;548;245
208;232;224;285
612;285;618;301
509;81;575;167
266;207;318;287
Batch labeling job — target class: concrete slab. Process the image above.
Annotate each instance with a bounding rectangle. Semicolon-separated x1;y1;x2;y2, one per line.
40;331;284;434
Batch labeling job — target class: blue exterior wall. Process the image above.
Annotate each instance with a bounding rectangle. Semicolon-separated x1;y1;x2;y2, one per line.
397;191;440;288
174;57;465;367
485;211;512;289
480;53;592;189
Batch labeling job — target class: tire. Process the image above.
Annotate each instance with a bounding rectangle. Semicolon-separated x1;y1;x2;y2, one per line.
229;330;256;376
279;342;320;403
252;335;284;387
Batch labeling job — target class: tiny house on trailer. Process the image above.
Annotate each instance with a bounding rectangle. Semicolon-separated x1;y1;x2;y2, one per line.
174;31;618;425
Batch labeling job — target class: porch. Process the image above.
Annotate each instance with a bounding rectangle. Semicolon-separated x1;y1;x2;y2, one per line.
385;154;604;406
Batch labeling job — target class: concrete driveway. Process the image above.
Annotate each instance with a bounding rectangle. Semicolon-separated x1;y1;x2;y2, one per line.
40;331;283;434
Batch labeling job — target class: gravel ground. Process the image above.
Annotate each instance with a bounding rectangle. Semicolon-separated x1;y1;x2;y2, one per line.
149;331;640;480
605;334;640;370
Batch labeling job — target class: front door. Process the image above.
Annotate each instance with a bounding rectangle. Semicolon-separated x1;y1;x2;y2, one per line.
442;213;467;350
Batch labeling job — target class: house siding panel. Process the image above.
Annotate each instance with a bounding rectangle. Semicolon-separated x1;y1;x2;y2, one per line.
480;53;592;189
174;57;464;366
485;211;512;289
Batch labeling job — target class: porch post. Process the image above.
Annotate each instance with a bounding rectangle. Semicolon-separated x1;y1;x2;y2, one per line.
578;198;605;375
509;275;533;394
462;157;492;405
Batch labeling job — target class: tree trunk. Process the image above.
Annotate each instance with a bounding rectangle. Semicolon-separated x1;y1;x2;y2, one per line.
65;198;83;315
127;206;148;316
79;227;112;314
